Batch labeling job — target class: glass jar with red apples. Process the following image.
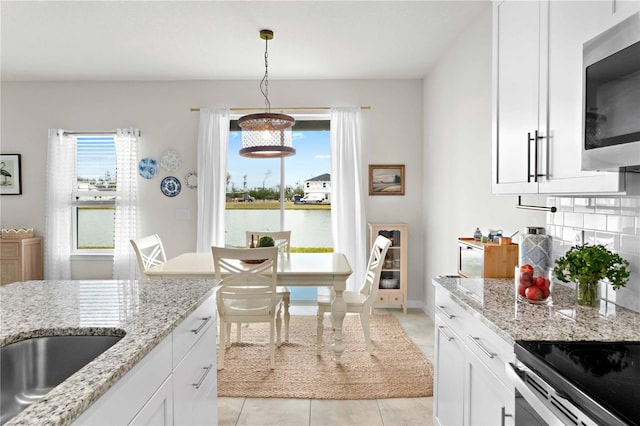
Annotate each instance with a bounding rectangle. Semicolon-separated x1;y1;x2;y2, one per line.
515;264;553;304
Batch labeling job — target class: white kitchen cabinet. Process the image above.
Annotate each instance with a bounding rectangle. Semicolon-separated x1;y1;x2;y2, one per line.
74;293;217;426
433;288;514;426
434;316;465;426
492;0;632;195
538;0;637;194
464;348;514;426
130;376;174;426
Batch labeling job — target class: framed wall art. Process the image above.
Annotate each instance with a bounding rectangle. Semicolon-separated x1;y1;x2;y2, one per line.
369;164;405;196
0;154;22;195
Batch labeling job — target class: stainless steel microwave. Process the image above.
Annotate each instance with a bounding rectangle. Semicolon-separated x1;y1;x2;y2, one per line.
582;12;640;172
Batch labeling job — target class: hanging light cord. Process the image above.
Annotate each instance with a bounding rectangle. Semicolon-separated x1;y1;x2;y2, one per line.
260;36;271;113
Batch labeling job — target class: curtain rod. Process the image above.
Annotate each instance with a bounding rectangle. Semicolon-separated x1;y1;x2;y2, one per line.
190;106;371;112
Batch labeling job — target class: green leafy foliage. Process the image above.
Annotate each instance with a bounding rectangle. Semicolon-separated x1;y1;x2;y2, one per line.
257;236;275;247
553;244;630;290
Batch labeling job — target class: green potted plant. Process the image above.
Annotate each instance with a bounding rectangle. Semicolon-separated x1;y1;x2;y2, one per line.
257;236;275;248
553;244;630;307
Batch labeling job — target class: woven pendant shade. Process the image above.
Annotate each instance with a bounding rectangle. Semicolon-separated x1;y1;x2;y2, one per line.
238;112;296;158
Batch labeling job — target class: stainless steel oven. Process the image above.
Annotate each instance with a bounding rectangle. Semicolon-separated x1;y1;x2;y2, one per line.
507;341;640;426
582;12;640;172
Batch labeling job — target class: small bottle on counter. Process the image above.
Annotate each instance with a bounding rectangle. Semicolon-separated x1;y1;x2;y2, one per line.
473;227;482;241
249;234;256;248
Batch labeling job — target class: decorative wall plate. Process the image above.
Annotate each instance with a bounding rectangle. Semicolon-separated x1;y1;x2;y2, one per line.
185;172;197;189
138;157;159;179
160;149;182;172
160;176;181;197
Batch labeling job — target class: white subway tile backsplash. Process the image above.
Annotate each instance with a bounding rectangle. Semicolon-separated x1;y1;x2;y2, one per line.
564;212;584;228
595;197;621;215
583;213;607;231
573;197;595;213
558;197;574;211
621;197;640;216
620;234;640;254
594;232;620;250
606;215;635;234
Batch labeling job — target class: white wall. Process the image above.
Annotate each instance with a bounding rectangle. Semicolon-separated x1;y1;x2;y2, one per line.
422;7;546;316
1;79;426;304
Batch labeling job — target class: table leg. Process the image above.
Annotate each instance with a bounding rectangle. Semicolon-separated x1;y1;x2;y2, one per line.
330;287;347;363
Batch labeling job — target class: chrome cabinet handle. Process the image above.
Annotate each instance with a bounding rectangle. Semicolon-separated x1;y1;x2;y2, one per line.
436;305;455;319
501;406;513;426
438;325;455;342
468;335;495;359
190;316;212;334
192;364;213;389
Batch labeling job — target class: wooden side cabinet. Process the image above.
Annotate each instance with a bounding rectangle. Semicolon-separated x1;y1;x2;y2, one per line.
368;223;407;313
0;237;44;285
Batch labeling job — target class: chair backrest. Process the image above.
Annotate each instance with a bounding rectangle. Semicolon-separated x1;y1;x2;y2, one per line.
211;246;279;320
359;235;392;305
130;234;167;276
245;230;291;253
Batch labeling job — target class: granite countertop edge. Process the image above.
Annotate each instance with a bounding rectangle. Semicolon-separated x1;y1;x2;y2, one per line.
432;276;640;346
0;279;219;426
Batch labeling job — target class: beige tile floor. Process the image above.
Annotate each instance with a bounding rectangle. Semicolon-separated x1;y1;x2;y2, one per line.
217;305;435;426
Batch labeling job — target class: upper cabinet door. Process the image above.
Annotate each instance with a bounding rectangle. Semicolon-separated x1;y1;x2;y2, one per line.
538;0;635;194
492;0;633;195
492;0;544;194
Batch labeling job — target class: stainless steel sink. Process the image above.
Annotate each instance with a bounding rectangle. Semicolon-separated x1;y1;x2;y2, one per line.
0;335;122;425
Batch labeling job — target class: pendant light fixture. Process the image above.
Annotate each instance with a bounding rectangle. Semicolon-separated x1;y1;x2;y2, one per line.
238;29;296;158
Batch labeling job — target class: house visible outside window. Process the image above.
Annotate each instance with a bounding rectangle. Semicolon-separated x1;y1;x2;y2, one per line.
73;136;117;254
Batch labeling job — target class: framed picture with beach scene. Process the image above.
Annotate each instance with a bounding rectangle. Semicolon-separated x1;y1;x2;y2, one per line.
0;154;22;195
369;164;405;196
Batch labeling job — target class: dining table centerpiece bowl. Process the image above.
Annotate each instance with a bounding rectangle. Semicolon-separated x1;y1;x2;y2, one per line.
243;235;276;264
553;243;630;307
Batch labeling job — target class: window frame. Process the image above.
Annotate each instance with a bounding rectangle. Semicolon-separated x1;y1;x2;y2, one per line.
71;135;118;256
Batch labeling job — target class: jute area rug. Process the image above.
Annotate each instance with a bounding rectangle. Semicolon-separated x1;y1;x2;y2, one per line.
216;313;433;399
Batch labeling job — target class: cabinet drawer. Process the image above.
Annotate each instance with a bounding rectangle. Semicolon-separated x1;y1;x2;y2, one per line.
173;318;217;426
0;242;19;259
435;289;514;388
375;291;403;305
172;293;216;368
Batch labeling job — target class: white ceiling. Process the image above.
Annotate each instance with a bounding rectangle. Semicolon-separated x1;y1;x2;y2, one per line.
1;0;490;81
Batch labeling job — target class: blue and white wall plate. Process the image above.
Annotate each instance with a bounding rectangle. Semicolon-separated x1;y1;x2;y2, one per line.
185;172;197;189
138;157;159;179
160;149;182;172
160;176;181;197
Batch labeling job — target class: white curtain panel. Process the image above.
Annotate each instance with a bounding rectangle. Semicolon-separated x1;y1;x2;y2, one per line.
197;108;230;252
330;107;367;291
112;129;140;280
44;129;74;280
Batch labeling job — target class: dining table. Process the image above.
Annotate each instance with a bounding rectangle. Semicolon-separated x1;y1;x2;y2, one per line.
145;251;353;362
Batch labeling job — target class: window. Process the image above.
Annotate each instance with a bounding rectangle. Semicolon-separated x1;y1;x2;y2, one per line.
72;136;117;254
225;119;332;250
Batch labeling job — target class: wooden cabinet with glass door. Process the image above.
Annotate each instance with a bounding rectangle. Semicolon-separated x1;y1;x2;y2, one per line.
368;223;407;313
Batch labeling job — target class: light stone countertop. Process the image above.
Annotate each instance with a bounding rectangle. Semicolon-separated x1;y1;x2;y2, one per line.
0;279;219;426
432;276;640;345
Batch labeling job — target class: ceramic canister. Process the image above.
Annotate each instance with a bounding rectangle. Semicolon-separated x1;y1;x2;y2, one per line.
518;227;552;276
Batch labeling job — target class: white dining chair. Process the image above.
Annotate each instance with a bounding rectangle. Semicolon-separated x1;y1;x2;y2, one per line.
212;246;283;370
130;234;167;279
244;230;292;342
316;235;391;355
